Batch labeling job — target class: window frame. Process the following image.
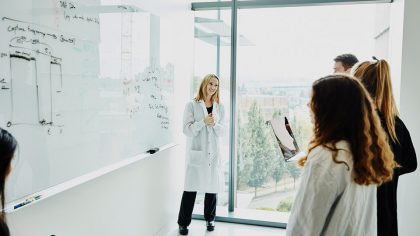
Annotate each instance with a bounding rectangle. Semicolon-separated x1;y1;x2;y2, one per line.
191;0;392;228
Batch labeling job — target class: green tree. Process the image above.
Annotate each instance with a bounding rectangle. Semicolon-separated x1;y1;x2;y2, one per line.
271;156;285;192
242;101;274;197
237;114;251;190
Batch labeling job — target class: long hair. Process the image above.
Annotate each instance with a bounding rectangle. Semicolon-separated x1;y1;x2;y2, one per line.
353;59;399;143
194;74;220;103
299;74;396;185
0;129;17;221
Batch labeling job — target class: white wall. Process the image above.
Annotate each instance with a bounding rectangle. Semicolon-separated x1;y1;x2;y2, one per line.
6;1;194;235
394;0;420;235
8;147;183;236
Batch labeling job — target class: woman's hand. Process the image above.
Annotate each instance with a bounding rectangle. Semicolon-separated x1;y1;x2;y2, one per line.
204;113;215;127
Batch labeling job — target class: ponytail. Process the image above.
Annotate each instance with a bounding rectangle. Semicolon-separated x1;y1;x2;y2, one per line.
376;60;399;143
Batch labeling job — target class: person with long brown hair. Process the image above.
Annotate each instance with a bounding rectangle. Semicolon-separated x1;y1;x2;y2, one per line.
0;128;18;236
177;74;225;235
286;74;396;236
353;58;417;236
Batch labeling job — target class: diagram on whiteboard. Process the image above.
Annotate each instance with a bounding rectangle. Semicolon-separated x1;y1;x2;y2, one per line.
7;36;63;128
1;0;175;205
0;15;81;133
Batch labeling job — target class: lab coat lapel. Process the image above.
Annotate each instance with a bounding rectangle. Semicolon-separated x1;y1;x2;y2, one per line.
199;100;208;115
212;102;218;121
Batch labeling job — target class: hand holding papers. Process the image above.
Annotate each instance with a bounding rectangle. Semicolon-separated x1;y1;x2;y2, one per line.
269;116;305;162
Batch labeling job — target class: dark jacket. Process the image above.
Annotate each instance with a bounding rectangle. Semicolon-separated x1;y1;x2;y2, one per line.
377;114;417;236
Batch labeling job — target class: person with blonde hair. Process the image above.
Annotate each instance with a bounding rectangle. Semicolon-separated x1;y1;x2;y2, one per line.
177;74;225;235
286;74;396;236
353;58;417;236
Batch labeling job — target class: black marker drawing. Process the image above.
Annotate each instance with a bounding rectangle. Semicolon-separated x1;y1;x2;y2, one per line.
7;37;63;128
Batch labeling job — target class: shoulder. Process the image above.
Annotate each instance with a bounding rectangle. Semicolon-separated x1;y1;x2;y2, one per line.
308;141;350;159
306;141;353;189
394;116;411;138
395;116;407;130
306;141;352;170
189;98;200;104
186;99;200;107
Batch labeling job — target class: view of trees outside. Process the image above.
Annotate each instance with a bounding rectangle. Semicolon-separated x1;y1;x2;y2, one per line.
234;4;384;218
236;85;311;214
192;2;389;222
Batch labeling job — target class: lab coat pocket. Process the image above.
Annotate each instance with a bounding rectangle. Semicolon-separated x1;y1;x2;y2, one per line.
189;150;205;166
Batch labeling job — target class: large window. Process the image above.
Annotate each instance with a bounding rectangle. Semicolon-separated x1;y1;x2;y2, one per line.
192;0;390;225
192;9;232;209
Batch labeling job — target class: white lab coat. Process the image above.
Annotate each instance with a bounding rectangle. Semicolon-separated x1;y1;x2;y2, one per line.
286;141;377;236
183;99;226;193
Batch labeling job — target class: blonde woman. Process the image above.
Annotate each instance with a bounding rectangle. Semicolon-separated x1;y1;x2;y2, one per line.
353;59;417;236
177;74;225;235
287;74;396;236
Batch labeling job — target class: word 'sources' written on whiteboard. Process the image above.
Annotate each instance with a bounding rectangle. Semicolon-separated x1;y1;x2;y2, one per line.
122;64;174;130
0;17;71;134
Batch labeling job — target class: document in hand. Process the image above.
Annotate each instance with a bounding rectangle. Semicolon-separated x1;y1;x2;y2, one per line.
269;116;306;162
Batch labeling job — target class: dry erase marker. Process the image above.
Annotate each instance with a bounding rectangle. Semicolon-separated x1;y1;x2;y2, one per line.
148;148;159;154
14;195;42;209
14;200;30;209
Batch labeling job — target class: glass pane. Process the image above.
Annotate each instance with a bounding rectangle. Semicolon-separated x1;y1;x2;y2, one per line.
192;8;231;212
236;3;389;223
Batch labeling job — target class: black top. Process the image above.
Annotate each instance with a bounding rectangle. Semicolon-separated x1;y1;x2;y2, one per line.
0;220;10;236
206;105;213;114
377;113;417;236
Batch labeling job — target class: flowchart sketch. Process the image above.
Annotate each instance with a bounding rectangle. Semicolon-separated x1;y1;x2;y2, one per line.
10;54;39;125
1;0;175;208
7;35;63;127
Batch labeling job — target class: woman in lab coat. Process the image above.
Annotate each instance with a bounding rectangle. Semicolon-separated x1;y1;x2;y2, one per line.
286;74;396;236
177;74;225;235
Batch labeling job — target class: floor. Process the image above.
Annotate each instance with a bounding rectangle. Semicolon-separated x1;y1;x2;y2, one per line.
162;220;287;236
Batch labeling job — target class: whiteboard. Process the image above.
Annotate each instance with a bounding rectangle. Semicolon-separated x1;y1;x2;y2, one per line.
0;0;174;205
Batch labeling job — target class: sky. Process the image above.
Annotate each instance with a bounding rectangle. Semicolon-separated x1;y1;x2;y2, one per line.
194;3;381;84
